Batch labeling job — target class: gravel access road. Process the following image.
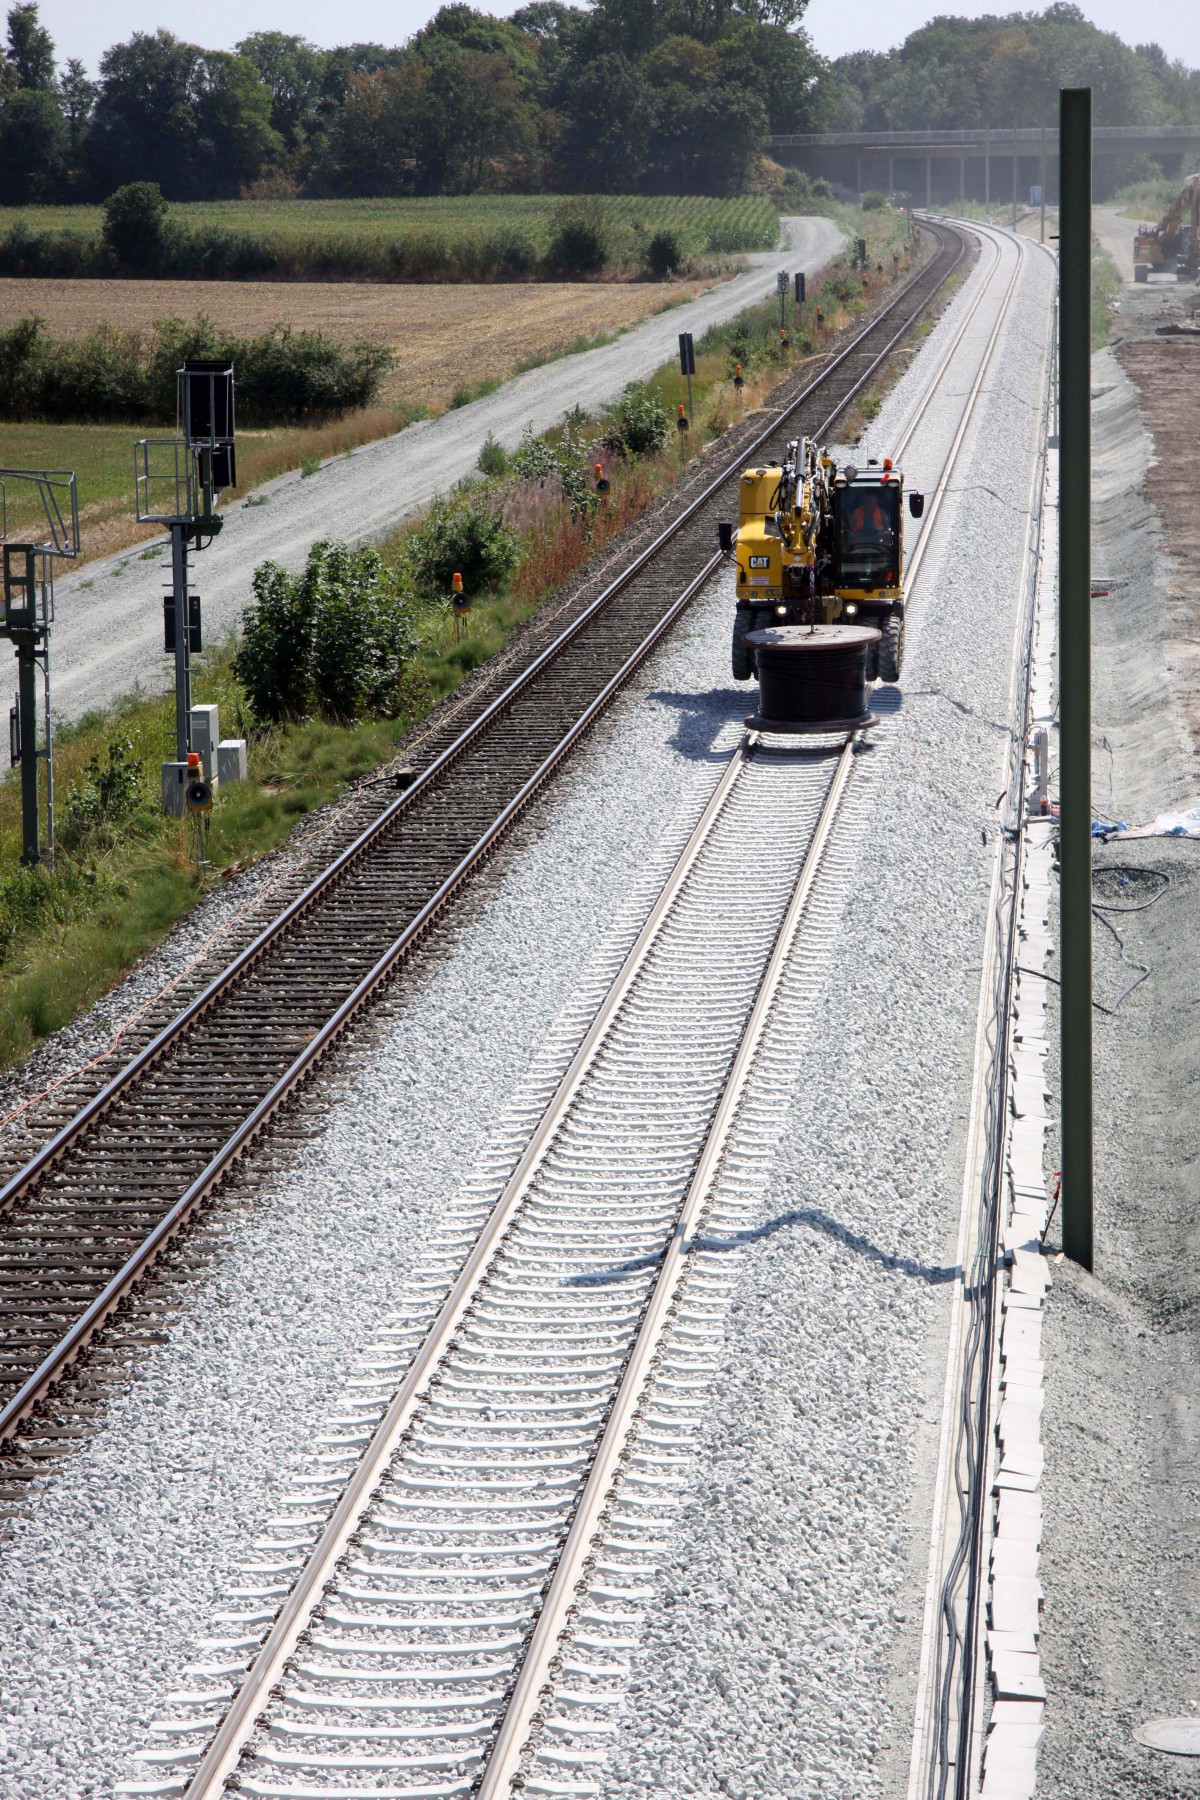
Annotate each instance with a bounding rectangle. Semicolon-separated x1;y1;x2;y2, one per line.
45;214;843;728
0;226;1056;1800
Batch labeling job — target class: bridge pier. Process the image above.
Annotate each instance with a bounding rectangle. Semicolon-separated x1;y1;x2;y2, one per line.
1012;140;1018;226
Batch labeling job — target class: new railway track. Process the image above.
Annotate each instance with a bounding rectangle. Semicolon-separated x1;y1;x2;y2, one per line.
0;220;967;1459
112;223;1034;1800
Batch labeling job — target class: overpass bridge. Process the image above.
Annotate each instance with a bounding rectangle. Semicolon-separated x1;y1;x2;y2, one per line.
769;125;1200;207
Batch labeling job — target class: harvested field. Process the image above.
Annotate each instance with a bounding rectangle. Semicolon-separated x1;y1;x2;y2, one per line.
0;275;719;412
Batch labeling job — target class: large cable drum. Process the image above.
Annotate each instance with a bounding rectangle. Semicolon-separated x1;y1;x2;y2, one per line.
745;623;881;733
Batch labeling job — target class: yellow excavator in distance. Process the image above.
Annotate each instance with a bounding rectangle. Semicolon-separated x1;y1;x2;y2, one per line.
725;438;924;684
1133;174;1200;282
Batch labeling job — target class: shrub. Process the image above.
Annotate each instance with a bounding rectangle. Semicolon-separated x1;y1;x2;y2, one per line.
782;169;834;203
102;182;170;269
0;313;392;425
235;540;417;724
0;315;48;416
861;190;888;211
478;433;509;477
545;199;609;277
406;491;520;599
64;736;146;841
603;382;670;460
482;228;539;277
510;420;595;513
236;560;312;722
644;229;684;278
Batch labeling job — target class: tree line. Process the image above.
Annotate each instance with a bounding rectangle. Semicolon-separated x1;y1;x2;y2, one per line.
0;0;830;205
2;1;1196;210
830;4;1200;140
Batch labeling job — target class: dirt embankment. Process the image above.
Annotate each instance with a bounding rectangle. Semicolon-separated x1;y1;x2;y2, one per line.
1114;337;1200;748
1037;279;1200;1796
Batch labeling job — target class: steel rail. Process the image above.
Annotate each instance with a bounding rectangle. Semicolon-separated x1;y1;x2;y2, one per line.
487;222;1032;1800
901;228;1024;598
172;220;998;1800
902;223;1055;1800
0;224;963;1226
477;735;857;1800
0;225;966;1452
177;729;771;1800
891;229;1002;464
942;227;1059;1800
0;552;722;1446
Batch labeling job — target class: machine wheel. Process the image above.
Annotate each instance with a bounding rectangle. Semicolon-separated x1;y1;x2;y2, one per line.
878;611;904;683
731;608;754;681
864;635;879;682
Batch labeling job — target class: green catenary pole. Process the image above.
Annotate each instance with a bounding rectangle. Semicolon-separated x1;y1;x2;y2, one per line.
1058;86;1094;1270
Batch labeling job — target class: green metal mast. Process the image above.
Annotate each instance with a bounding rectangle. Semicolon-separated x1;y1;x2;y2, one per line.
1058;86;1094;1270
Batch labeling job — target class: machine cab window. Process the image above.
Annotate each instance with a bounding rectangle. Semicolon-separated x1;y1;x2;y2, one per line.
833;480;900;589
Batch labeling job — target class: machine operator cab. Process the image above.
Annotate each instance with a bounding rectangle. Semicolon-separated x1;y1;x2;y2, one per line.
828;458;924;681
834;472;900;589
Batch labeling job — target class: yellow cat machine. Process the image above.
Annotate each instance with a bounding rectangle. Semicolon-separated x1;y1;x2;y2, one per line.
721;443;924;684
1133;174;1200;282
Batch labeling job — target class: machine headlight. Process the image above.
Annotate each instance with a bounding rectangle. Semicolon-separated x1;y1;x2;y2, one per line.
843;601;858;618
775;604;787;616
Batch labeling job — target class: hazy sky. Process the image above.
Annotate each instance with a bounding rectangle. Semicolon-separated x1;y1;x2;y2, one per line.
34;0;1198;77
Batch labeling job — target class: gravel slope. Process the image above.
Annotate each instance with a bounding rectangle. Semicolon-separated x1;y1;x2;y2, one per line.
45;215;843;727
0;227;1052;1800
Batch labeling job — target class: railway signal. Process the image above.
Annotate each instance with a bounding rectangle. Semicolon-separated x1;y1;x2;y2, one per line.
0;468;79;864
678;332;696;435
184;749;213;870
135;359;236;814
451;571;469;641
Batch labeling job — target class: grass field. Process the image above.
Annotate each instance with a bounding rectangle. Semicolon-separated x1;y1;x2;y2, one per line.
0;194;779;277
1;411;417;562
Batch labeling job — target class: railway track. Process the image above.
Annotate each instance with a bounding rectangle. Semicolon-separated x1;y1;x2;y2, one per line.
0;221;966;1459
110;222;1031;1800
125;729;856;1800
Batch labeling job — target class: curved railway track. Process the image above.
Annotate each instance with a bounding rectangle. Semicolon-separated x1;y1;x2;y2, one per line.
0;222;966;1453
113;222;1033;1800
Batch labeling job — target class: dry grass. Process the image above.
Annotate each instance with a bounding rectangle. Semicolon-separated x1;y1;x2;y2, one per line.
0;274;719;412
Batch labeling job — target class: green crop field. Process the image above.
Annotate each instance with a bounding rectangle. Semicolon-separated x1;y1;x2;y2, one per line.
0;194;778;269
